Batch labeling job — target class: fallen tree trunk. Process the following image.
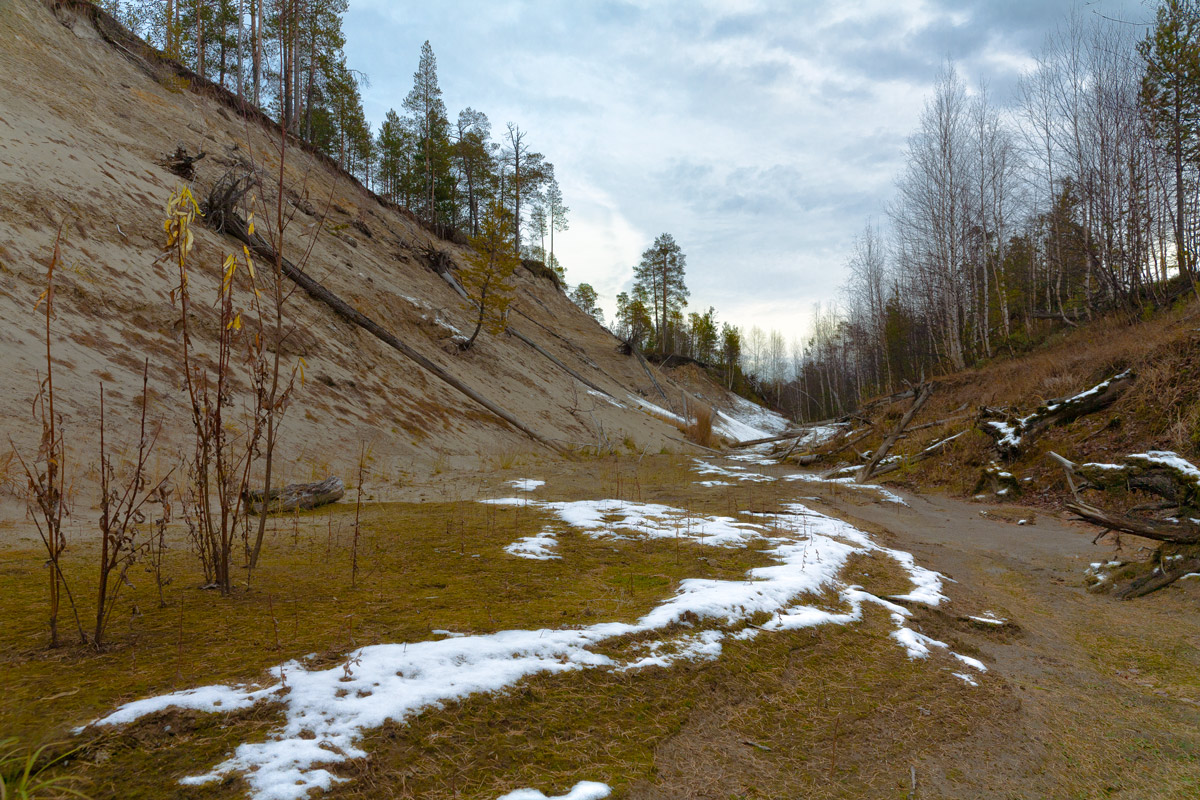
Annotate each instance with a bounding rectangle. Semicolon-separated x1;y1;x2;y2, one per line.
868;429;965;479
1064;500;1200;544
730;430;815;449
1050;450;1200;507
625;341;671;407
506;326;613;400
979;371;1134;458
858;383;932;482
1113;556;1200;599
206;188;566;455
245;476;345;514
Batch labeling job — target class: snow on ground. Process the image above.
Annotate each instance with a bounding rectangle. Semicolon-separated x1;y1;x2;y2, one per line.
692;459;776;483
510;479;545;492
626;394;685;425
782;470;913;507
504;529;561;560
496;782;612;800
724;394;790;437
586;389;625;409
84;494;974;800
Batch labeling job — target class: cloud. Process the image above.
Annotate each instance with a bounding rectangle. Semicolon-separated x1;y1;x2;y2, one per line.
345;0;1144;342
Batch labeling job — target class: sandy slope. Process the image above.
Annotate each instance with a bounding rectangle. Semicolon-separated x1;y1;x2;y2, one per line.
0;0;779;528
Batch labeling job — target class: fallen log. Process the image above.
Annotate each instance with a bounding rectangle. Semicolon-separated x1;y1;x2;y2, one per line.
1050;450;1200;507
506;326;613;399
205;183;566;455
870;430;965;479
245;476;345;514
979;370;1135;458
730;430;814;449
858;383;932;482
1064;500;1200;544
1113;556;1200;599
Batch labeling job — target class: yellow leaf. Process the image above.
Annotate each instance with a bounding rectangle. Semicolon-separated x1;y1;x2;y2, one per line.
227;313;241;331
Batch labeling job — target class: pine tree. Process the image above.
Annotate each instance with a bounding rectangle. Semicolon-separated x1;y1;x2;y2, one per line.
632;233;689;353
502;124;548;257
454;108;497;236
403;41;452;231
545;177;569;279
570;283;603;323
459;202;519;351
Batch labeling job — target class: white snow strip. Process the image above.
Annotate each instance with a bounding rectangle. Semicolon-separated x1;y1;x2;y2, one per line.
586;389;625;409
952;652;988;672
785;472;918;508
84;498;965;799
966;614;1006;626
953;672;980;687
620;630;726;671
504;530;561;560
627;394;685;425
1125;451;1200;485
723;395;790;437
891;627;949;659
876;488;909;506
496;781;612;800
712;410;771;443
509;479;545;492
692;459;776;483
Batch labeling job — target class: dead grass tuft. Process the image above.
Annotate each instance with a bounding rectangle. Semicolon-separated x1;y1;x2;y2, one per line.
684;402;716;449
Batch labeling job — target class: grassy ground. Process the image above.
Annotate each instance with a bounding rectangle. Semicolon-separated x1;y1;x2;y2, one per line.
2;453;1196;799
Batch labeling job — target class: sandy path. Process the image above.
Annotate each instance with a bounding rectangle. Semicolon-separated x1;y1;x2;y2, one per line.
812;486;1200;798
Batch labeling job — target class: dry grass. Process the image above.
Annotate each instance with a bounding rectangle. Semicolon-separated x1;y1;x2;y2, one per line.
684;402;716;449
0;453;1013;800
826;299;1200;503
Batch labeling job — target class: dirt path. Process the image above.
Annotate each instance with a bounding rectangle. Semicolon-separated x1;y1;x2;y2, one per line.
811;485;1200;798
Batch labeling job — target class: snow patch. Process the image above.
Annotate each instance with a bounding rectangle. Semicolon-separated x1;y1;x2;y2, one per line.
504;530;561;560
85;498;966;799
496;782;612;800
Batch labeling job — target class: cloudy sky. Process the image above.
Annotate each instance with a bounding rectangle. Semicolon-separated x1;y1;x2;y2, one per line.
344;0;1147;342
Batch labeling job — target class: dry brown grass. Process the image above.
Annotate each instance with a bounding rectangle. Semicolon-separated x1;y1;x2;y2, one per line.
684;402;716;449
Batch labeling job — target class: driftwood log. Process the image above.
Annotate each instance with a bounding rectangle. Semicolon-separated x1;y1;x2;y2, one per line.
245;476;345;514
979;371;1134;459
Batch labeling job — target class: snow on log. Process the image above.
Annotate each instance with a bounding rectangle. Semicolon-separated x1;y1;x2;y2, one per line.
1050;449;1200;598
245;476;345;515
978;370;1134;458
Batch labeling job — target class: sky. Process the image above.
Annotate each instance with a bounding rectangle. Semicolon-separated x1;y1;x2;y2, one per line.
343;0;1148;343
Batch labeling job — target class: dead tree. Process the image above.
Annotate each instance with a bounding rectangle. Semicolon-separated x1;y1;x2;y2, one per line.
202;177;566;455
979;371;1134;458
1050;450;1200;598
857;383;932;482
